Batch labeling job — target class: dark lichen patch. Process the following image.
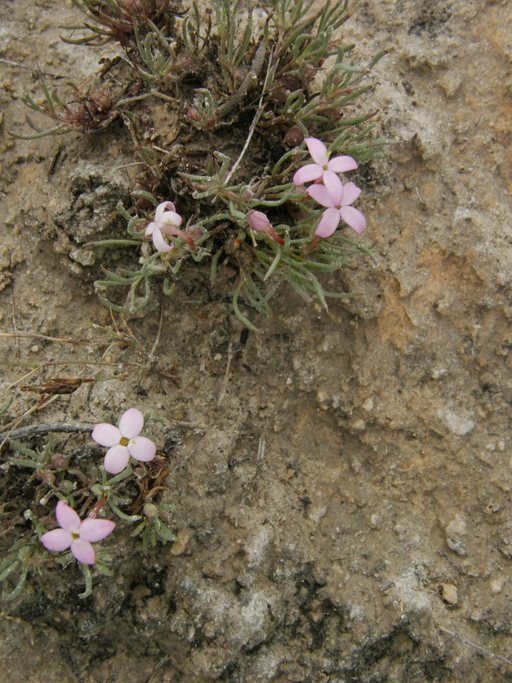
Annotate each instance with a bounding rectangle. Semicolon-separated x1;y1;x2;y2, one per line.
409;0;452;35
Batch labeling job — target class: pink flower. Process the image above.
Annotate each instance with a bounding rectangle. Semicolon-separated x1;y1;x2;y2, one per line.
41;501;115;565
145;201;195;253
293;137;358;186
307;173;366;238
92;408;156;475
247;210;285;245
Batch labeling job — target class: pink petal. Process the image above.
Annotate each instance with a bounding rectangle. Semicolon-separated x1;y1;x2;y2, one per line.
341;181;361;206
92;423;121;448
293;164;323;185
305;137;328;166
155;201;176;221
80;519;116;543
104;445;130;474
56;501;81;533
160;211;183;229
145;222;156;236
41;528;72;552
323;172;344;205
152;228;174;253
315;208;341;238
119;408;144;438
71;539;96;565
340;206;367;234
307;183;335;208
128;436;156;462
327;155;358;173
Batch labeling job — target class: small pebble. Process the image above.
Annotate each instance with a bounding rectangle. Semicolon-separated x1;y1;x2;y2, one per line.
441;583;458;606
362;397;374;411
370;514;381;529
445;514;468;557
490;577;505;594
170;528;192;556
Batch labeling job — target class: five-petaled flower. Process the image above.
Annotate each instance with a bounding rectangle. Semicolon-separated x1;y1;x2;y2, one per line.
293;137;358;187
92;408;156;475
307;173;366;237
145;201;195;253
247;210;285;245
41;501;115;565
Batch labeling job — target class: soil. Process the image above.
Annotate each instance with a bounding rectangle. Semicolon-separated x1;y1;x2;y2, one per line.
0;0;511;681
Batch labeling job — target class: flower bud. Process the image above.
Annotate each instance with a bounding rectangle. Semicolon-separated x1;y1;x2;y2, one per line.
186;224;204;241
247;211;285;245
186;107;200;122
248;210;272;233
284;126;304;148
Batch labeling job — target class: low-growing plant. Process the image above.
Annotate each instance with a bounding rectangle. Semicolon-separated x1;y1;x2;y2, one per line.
19;0;384;327
0;409;175;599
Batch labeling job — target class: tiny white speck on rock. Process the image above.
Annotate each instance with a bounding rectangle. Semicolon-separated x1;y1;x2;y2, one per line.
437;408;475;436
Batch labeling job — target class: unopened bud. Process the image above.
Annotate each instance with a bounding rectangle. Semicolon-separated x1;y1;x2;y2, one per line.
51;453;70;470
186;224;203;241
284;126;304;147
186;107;200;122
247;211;285;245
248;210;272;234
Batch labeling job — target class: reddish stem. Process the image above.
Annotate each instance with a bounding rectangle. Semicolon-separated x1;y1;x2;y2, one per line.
302;236;321;255
88;495;107;519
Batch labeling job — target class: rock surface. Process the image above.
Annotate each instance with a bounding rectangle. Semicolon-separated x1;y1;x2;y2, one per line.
0;0;510;681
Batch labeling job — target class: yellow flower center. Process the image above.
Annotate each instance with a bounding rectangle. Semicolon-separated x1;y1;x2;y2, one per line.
120;436;129;447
